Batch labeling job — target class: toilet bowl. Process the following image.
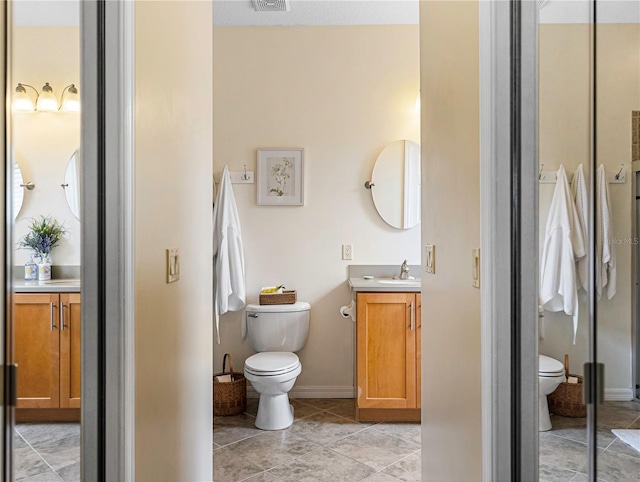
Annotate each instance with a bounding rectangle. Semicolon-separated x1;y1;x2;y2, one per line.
244;302;310;430
539;354;566;431
244;352;302;430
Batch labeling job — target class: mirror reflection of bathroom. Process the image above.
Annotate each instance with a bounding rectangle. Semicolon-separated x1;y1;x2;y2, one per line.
10;1;82;479
212;1;423;478
538;1;640;477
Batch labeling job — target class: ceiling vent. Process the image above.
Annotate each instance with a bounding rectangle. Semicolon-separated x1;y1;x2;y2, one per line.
252;0;291;12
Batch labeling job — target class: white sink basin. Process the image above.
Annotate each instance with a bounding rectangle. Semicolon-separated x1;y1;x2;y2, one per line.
377;279;420;286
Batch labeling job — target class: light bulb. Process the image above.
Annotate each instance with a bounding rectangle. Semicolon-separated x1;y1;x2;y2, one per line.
36;82;58;112
13;84;35;112
60;84;80;112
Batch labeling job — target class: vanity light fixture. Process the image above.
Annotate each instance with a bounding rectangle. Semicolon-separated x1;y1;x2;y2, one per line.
12;83;38;112
36;82;58;112
12;82;80;112
60;84;80;112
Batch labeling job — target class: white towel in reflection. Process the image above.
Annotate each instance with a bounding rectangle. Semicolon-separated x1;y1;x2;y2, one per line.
571;164;588;291
540;165;586;344
596;164;616;300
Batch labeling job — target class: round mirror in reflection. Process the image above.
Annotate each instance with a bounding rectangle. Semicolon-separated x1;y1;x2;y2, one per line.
13;158;24;220
63;149;81;220
370;139;421;229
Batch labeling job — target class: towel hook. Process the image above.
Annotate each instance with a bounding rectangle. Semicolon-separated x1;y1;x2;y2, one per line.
615;164;624;180
242;164;249;181
538;164;544;181
20;181;35;190
364;181;375;189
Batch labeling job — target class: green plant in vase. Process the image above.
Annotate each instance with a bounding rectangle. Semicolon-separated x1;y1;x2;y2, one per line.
18;215;68;263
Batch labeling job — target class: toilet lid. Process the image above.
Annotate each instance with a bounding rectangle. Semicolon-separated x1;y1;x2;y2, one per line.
539;354;565;376
244;352;300;376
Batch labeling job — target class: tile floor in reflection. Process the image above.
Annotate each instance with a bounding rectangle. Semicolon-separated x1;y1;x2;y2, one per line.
14;422;80;482
215;399;640;482
540;401;640;482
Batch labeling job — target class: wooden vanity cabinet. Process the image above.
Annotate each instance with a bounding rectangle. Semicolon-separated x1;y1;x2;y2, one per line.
356;292;421;422
14;292;81;421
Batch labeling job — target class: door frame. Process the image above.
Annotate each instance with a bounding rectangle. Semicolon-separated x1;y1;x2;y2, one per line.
81;1;135;480
479;0;539;479
1;0;10;478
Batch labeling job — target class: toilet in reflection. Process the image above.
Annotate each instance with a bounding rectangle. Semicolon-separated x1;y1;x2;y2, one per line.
244;301;310;430
539;354;566;431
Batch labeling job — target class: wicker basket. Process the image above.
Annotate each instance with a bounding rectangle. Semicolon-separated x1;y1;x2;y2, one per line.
548;374;586;418
213;354;246;416
259;289;297;305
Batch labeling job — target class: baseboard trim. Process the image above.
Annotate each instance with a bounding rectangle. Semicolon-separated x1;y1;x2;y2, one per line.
605;388;634;401
247;386;635;401
246;385;355;399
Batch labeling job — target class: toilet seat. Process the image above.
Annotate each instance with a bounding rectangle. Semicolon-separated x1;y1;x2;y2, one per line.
245;352;300;377
539;354;565;377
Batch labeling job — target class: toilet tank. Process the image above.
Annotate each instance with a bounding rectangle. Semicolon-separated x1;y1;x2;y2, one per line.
246;301;311;352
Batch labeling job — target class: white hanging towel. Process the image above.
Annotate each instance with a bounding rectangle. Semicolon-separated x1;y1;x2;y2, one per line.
570;164;588;291
540;165;586;344
213;165;246;344
596;164;616;300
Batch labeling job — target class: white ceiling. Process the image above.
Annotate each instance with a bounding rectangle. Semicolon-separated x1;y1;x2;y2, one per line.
11;0;640;28
213;0;418;27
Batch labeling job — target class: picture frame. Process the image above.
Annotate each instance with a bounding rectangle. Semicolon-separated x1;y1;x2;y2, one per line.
256;148;304;206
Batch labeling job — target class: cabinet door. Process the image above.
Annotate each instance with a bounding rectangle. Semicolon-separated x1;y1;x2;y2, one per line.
356;292;417;409
416;293;421;408
14;294;60;408
59;293;81;408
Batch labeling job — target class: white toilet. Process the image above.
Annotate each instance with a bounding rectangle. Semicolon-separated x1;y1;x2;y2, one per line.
244;301;310;430
538;354;566;431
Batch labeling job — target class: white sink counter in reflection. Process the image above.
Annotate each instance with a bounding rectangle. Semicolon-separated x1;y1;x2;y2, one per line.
14;279;81;293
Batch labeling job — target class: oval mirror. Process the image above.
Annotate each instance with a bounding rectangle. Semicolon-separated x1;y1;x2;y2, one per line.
13;159;24;220
63;149;81;220
370;140;421;229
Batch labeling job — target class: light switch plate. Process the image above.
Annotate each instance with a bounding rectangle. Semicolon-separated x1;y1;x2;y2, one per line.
167;248;180;283
425;244;435;274
472;247;480;288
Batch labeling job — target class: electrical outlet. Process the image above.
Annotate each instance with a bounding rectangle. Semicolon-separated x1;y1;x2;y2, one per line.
342;244;353;260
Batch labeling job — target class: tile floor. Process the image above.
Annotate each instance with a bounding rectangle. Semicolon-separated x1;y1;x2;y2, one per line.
213;398;421;482
215;399;640;482
14;423;80;482
9;400;637;481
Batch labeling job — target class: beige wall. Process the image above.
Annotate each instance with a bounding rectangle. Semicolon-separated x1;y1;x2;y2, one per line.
539;24;640;397
11;27;80;266
134;2;213;480
419;1;482;479
213;25;421;390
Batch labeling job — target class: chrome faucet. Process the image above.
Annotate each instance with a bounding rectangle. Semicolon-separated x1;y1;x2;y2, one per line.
399;260;410;280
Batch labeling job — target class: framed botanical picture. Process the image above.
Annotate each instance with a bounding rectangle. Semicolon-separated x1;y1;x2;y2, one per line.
256;148;304;206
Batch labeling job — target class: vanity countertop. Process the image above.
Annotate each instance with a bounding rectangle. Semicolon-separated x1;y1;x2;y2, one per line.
14;279;81;293
348;265;421;293
348;277;420;293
